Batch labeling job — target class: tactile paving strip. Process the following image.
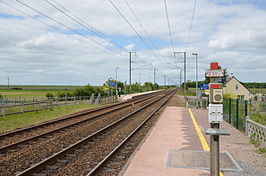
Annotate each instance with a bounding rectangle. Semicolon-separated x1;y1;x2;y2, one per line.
167;150;242;172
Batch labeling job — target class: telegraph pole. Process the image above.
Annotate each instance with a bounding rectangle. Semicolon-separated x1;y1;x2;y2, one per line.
115;67;119;96
192;53;199;108
174;52;186;98
179;69;182;87
139;72;141;92
153;68;156;85
164;75;166;87
129;51;136;94
7;76;9;90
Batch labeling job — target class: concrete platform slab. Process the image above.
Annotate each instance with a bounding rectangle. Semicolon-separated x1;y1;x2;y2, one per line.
167;150;242;172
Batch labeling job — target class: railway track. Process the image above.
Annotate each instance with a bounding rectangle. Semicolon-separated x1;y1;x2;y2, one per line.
0;89;174;175
12;89;176;176
0;91;163;152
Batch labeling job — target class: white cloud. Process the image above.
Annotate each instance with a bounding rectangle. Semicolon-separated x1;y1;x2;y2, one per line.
0;0;265;86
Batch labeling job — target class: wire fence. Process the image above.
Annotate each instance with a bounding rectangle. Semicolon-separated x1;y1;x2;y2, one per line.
223;98;266;132
0;95;118;118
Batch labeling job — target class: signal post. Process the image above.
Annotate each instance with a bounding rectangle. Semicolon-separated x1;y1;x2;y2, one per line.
205;62;230;176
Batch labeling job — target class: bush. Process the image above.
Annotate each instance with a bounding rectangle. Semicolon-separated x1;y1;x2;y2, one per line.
46;93;55;98
0;94;3;98
11;87;23;90
57;92;73;98
73;84;100;97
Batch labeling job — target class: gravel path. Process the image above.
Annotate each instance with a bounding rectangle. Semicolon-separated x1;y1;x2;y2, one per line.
191;108;266;176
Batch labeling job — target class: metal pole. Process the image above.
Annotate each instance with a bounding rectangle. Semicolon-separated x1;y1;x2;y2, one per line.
229;98;232;124
164;75;166;87
129;52;132;94
153;68;156;85
236;98;239;129
196;54;198;108
210;123;220;176
139;72;141;93
173;52;186;97
245;100;248;117
184;52;186;99
116;67;119;96
129;52;136;94
180;68;182;87
7;76;9;90
192;53;199;108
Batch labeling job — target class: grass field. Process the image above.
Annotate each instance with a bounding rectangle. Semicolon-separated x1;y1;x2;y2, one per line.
0;85;90;98
0;104;101;133
0;89;74;98
0;85;83;90
178;88;197;96
249;88;266;94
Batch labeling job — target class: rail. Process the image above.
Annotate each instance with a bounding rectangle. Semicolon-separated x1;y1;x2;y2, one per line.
15;90;174;175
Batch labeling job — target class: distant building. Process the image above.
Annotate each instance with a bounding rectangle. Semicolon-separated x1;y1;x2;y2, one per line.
223;76;251;100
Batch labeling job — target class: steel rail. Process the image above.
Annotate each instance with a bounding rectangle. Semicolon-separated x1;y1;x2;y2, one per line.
86;90;176;175
0;90;162;139
0;92;164;153
15;90;173;176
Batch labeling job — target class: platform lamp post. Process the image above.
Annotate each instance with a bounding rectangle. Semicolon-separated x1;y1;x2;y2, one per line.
192;53;199;109
115;67;119;96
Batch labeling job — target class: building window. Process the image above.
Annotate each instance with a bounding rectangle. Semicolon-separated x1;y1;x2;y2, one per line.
235;85;239;90
238;95;244;100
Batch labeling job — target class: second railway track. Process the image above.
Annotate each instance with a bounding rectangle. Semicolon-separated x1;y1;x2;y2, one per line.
0;92;175;175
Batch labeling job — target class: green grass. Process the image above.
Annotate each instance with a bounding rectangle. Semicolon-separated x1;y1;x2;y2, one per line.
178;88;196;96
0;85;83;90
249;88;266;94
0;104;101;133
0;90;75;98
258;148;266;158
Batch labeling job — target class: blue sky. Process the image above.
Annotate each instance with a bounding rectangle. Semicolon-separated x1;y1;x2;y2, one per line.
0;0;265;86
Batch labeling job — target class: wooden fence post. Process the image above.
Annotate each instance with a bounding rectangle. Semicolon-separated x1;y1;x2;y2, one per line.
50;100;53;111
2;104;5;119
21;103;24;114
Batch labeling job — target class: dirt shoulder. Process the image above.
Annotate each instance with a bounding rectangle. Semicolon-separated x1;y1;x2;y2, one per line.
191;108;266;176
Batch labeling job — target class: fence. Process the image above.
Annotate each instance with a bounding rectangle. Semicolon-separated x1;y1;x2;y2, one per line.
223;98;249;132
245;117;266;143
0;95;118;118
186;96;208;109
224;98;266;144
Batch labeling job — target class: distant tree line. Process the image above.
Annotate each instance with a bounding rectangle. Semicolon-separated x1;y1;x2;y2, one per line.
45;80;170;98
242;82;266;89
183;81;266;89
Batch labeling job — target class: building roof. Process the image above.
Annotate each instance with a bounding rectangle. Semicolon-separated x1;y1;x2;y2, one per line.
225;76;250;92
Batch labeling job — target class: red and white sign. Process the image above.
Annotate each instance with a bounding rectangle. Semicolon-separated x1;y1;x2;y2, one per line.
205;69;224;77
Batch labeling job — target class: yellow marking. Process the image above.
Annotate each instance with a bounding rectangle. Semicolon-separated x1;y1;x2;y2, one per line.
188;108;224;176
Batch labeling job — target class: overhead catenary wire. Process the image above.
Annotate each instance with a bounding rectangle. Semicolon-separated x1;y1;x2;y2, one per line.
186;0;198;51
15;0;122;56
124;0;162;56
45;0;129;54
108;0;159;59
163;0;174;52
0;0;103;51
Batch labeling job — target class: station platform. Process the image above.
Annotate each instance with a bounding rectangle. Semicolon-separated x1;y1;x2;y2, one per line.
118;90;160;101
120;106;266;176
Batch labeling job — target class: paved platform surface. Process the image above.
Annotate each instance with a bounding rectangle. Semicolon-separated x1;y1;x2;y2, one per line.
122;106;266;176
118;90;160;101
123;107;209;176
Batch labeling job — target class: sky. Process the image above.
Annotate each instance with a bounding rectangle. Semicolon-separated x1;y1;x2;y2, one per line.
0;0;266;86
